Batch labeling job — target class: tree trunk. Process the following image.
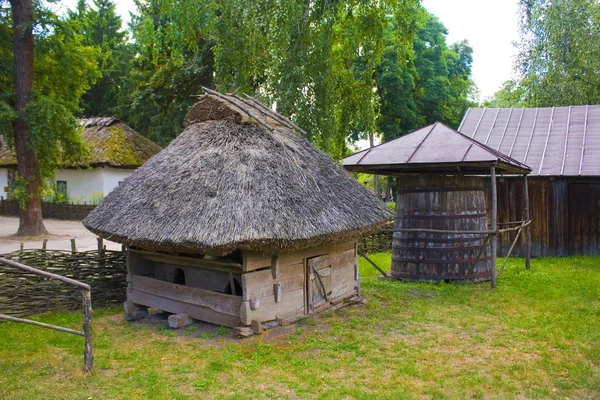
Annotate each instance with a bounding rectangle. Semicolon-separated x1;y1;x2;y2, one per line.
10;0;48;236
369;133;380;198
385;175;392;202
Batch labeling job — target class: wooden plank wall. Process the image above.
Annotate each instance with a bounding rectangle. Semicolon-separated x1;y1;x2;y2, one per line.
485;177;600;257
240;242;358;325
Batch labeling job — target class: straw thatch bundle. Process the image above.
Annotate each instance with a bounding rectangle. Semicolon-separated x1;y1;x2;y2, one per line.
83;94;392;256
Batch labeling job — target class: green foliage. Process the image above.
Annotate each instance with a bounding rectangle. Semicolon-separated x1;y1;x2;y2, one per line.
376;11;476;142
67;0;134;119
127;0;427;158
41;182;70;204
125;0;214;146
0;1;99;190
88;191;104;205
483;80;527;108
490;0;600;107
1;256;599;398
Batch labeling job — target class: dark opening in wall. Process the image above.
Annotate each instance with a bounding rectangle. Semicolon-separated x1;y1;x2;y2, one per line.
173;268;186;285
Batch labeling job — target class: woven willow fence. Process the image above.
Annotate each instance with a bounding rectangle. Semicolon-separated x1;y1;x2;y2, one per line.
0;249;126;317
358;223;394;254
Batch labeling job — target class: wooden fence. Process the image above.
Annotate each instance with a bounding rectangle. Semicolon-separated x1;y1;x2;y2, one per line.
0;248;126;317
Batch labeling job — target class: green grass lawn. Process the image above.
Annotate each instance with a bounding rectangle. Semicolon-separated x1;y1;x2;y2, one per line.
1;255;599;399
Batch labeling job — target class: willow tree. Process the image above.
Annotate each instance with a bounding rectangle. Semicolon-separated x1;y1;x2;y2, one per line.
129;0;421;159
516;0;600;106
0;0;99;235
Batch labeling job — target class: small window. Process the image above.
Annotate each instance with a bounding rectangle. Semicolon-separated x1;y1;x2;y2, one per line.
56;180;67;196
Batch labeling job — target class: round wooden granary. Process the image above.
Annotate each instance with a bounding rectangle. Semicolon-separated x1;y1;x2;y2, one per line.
392;175;492;282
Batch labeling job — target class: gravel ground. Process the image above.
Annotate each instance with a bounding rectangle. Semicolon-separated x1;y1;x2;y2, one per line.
0;216;121;254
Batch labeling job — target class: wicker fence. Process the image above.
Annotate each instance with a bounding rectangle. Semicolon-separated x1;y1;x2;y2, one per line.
0;199;96;220
358;223;394;254
0;249;127;317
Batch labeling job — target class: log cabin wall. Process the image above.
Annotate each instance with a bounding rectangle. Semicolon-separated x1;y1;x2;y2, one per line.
240;241;360;326
124;241;360;328
484;177;600;257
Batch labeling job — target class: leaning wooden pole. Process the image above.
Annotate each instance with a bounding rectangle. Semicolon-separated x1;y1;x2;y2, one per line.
490;167;498;289
524;174;531;270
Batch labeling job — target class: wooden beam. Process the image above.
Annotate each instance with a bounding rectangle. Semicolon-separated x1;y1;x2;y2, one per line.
129;249;243;272
490;167;498;289
524;174;531;270
358;251;388;278
0;257;90;290
0;313;84;336
130;275;242;316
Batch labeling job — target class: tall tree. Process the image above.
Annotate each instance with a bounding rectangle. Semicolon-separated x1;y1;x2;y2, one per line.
516;0;600;106
376;10;475;142
128;0;422;159
1;0;100;236
126;0;214;146
7;0;45;235
68;0;133;118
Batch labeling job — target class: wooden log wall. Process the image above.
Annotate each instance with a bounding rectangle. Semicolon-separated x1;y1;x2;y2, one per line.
485;177;600;257
0;249;126;317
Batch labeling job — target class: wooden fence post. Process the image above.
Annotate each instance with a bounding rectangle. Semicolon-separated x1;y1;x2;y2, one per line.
524;174;531;270
97;237;104;257
71;239;77;254
490;167;497;289
82;289;93;373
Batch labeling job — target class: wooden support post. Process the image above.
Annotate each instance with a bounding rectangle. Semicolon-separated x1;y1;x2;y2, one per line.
42;239;47;250
19;243;23;254
71;239;77;254
490;167;498;289
524;174;531;270
82;289;93;374
358;251;388;278
96;237;104;256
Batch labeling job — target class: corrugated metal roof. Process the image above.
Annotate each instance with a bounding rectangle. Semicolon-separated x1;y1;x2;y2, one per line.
343;122;531;175
459;105;600;176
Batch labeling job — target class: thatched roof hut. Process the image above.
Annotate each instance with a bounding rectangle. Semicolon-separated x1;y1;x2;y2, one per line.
84;94;392;257
0;118;161;168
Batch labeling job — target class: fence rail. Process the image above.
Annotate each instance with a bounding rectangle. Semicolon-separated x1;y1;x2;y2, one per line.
0;248;126;318
0;256;94;373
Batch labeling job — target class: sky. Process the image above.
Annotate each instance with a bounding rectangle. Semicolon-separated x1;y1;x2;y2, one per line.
59;0;521;101
421;0;521;101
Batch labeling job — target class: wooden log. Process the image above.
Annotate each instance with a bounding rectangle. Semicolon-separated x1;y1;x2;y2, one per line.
130;275;242;316
129;249;242;272
128;289;241;328
524;174;531;269
82;290;93;374
490;167;498;289
0;313;84;336
242;241;355;272
386;228;495;234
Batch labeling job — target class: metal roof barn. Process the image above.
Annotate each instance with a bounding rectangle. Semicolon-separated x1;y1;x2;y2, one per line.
459;106;600;256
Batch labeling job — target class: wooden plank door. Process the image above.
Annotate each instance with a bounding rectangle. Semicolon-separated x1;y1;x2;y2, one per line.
306;255;332;314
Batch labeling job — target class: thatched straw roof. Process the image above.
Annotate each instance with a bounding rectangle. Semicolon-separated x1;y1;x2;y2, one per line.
0;118;162;168
83;93;392;256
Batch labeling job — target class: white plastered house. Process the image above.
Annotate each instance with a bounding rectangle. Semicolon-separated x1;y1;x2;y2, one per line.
0;118;162;203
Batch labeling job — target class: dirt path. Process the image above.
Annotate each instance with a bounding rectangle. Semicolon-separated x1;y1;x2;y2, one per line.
0;216;122;254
